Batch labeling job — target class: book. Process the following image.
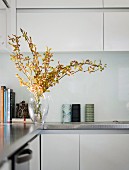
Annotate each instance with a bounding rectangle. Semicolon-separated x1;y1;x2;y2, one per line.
0;86;6;123
4;88;8;123
11;92;15;118
0;86;16;123
7;88;13;123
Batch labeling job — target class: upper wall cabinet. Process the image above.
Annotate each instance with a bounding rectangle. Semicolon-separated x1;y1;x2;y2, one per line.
0;0;15;53
0;9;7;51
17;9;103;52
104;12;129;51
16;0;103;8
104;0;129;8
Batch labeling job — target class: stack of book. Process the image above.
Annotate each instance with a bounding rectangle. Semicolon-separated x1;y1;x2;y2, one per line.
85;104;94;122
0;86;15;123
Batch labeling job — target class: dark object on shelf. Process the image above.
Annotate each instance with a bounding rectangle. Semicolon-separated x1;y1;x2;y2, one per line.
71;104;81;122
16;101;30;118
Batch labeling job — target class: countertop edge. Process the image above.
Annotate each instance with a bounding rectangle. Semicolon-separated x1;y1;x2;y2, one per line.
1;122;129;167
0;127;41;167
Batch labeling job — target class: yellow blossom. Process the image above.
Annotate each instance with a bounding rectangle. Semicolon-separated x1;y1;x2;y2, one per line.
8;29;107;100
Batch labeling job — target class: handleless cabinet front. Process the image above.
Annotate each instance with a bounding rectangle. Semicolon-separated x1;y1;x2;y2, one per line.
17;9;103;52
104;12;129;51
41;134;79;170
0;160;11;170
29;136;40;170
0;9;7;48
17;0;103;8
80;134;129;170
104;0;129;8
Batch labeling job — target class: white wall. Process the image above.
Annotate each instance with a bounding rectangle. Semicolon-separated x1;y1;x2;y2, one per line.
0;51;129;122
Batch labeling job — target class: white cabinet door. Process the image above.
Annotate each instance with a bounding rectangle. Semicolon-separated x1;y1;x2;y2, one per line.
104;12;129;51
80;134;129;170
0;0;16;53
29;136;40;170
0;160;11;170
0;10;7;49
104;0;129;8
17;10;103;52
41;134;79;170
17;0;103;8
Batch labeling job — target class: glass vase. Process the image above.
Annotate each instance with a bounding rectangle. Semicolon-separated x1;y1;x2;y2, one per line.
28;93;49;124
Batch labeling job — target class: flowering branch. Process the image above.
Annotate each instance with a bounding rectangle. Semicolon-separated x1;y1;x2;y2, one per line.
8;29;107;100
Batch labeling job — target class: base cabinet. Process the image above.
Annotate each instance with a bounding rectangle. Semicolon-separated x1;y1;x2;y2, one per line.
41;134;79;170
0;160;11;170
80;134;129;170
11;135;40;170
29;136;40;170
41;133;129;170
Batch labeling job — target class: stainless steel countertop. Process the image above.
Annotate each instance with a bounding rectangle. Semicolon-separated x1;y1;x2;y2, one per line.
43;121;129;130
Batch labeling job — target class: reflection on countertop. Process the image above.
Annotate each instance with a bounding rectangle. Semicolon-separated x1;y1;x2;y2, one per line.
0;123;32;149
